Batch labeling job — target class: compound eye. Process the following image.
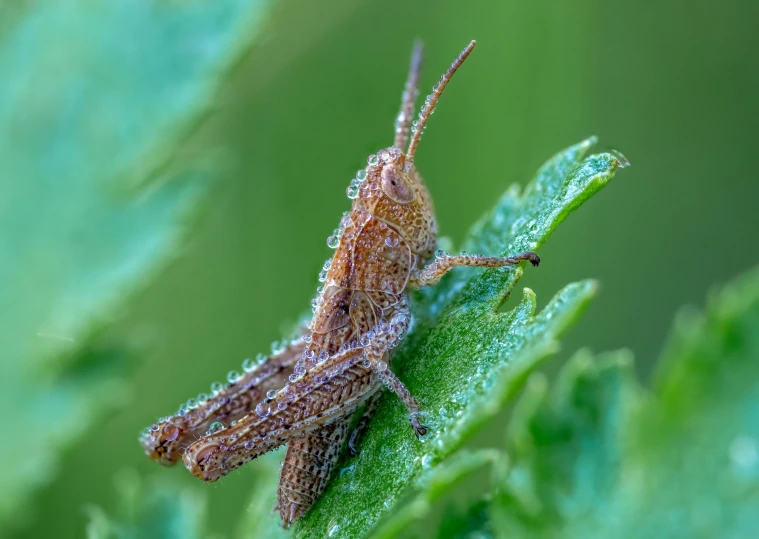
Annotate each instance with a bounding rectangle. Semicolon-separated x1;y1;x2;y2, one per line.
381;166;415;204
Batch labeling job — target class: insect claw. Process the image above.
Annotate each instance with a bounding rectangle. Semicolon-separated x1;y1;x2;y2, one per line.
528;252;540;267
410;412;428;438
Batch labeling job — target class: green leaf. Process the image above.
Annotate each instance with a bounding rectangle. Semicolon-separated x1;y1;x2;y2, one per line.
0;0;272;528
492;349;638;537
86;470;207;539
369;450;500;539
235;453;291;539
294;138;624;537
493;265;759;539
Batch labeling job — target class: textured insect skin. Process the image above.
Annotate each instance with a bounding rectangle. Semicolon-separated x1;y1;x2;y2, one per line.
139;336;305;465
179;39;539;527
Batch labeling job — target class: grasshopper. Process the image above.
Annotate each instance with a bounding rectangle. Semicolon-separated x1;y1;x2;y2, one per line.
141;40;539;527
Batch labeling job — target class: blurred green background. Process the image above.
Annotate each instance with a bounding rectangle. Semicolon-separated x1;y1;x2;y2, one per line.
11;0;759;537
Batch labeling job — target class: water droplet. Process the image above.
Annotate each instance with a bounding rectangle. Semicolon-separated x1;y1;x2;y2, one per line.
379;149;390;161
361;359;371;368
360;335;371;346
150;423;159;432
318;269;328;282
277;401;288;411
289;373;299;383
255;402;270;417
346;184;359;199
197;393;208;404
367;154;378;166
354;210;371;226
376;361;388;372
186;397;197;409
284;385;296;398
327;235;340;248
434;249;445;258
272;341;285;355
207;421;224;434
340;215;352;228
242;358;255;372
304;334;313;344
385;236;399;247
267;389;278;400
244;441;254;450
356;169;367;181
227;371;240;384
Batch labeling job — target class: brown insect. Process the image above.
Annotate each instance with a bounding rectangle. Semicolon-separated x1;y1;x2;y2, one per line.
141;40;539;527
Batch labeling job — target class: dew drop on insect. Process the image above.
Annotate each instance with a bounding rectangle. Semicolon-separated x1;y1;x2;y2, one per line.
318;351;329;362
318;269;328;282
356;169;367;181
255;402;270;417
367;154;378;166
284;385;296;398
434;248;445;259
277;401;288;411
244;441;254;450
346;184;359;199
186;397;198;410
378;149;390;162
242;358;255;372
361;359;371;368
210;381;223;395
459;250;467;256
304;334;313;344
376;361;388;372
177;403;188;415
150;423;159;432
227;370;241;384
266;389;278;400
327;235;340;248
207;421;224;434
354;210;371;226
197;393;208;404
323;259;332;270
360;335;371;346
289;373;299;383
340;215;352;229
385;236;399;248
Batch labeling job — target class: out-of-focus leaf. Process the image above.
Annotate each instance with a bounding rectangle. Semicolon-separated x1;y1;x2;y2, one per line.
235;454;290;539
370;450;500;539
295;138;625;537
492;349;637;537
0;0;272;528
86;470;206;539
493;266;759;539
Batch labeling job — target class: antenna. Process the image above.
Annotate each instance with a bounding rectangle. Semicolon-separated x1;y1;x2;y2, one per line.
393;41;424;150
406;40;476;162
